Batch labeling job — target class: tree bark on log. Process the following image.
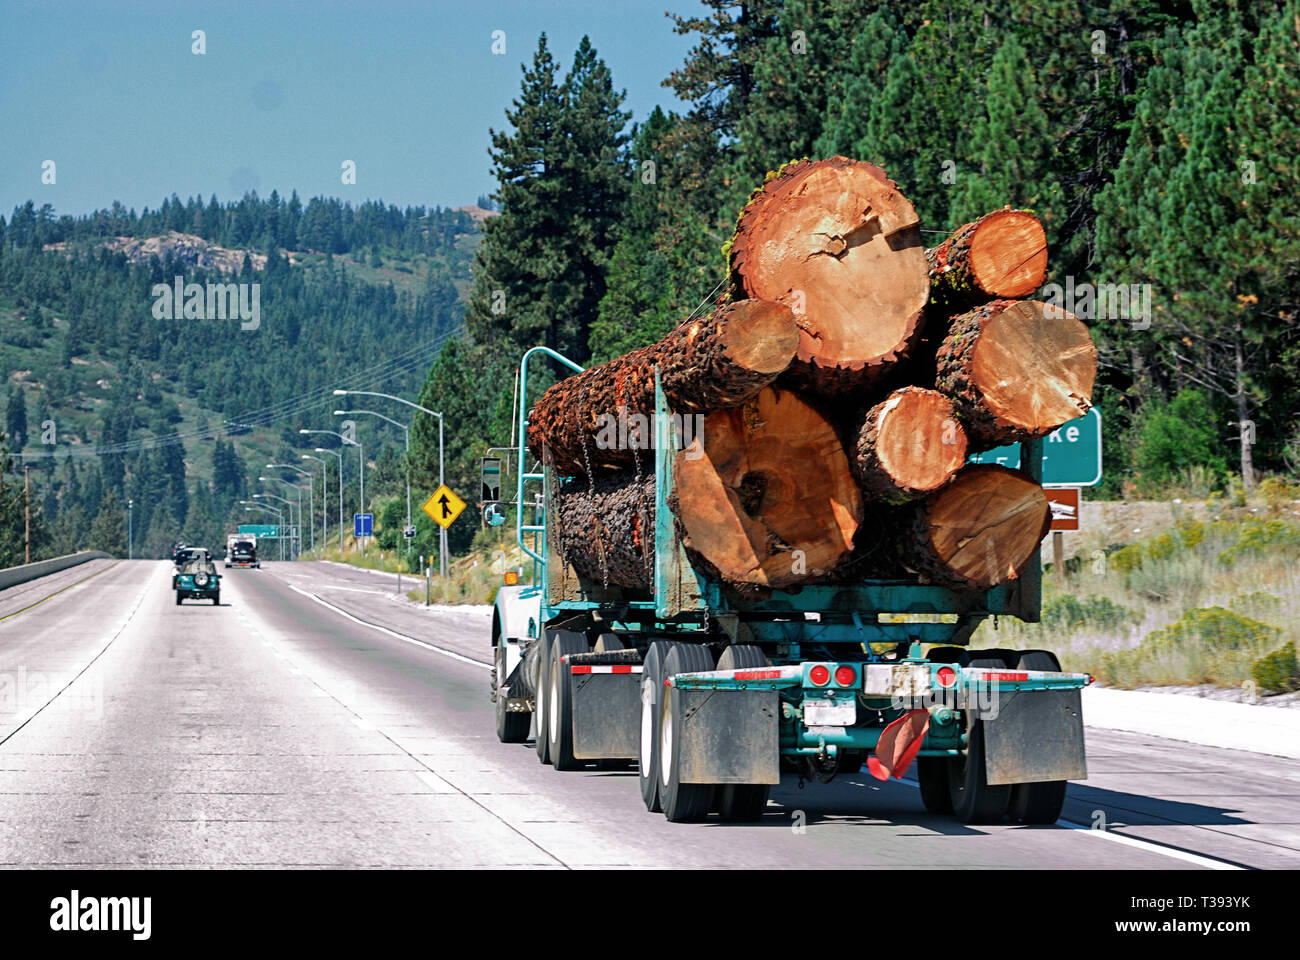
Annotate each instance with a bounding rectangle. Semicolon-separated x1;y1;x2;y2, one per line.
728;157;929;394
553;472;655;589
672;387;862;588
852;387;968;504
526;299;798;476
872;464;1050;590
927;208;1048;310
934;299;1096;450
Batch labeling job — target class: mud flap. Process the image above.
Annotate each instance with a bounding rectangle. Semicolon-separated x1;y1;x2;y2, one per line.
571;672;640;759
983;689;1087;785
675;689;780;785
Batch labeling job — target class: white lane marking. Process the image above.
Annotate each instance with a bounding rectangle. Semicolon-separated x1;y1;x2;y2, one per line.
894;778;1244;870
351;716;377;731
279;582;490;670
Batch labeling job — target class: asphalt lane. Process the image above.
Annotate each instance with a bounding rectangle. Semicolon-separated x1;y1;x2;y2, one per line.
0;559;1295;868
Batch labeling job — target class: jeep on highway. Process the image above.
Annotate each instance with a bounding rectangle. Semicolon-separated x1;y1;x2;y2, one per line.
174;553;220;605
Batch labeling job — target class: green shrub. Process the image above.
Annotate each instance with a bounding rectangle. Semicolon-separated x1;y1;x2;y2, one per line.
1217;518;1300;567
1251;643;1300;694
1146;606;1278;651
1042;594;1137;630
1228;591;1283;621
1133;389;1226;493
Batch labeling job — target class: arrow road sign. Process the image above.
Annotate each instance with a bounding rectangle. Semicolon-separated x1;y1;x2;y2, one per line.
422;485;467;529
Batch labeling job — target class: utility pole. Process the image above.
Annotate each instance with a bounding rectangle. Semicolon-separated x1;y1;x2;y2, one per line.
24;465;30;564
127;497;133;560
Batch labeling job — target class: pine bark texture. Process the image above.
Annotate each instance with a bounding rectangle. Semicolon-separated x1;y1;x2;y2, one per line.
552;472;656;589
526;299;798;475
728;157;929;394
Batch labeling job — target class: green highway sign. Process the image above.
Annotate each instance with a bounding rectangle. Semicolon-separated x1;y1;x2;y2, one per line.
238;523;279;537
968;408;1102;487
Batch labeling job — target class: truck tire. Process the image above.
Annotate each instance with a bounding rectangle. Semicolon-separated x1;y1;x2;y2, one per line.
714;645;772;822
212;592;220;605
494;646;531;744
947;715;1009;824
1007;648;1068;824
175;593;182;606
926;646;969;666
534;632;554;764
639;640;676;812
917;758;953;814
659;644;717;823
547;631;588;771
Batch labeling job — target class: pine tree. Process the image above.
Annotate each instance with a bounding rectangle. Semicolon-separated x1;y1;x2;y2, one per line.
89;488;127;556
5;385;27;450
951;34;1060;239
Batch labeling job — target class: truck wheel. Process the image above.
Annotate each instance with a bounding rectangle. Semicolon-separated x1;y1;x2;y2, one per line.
970;648;1018;668
1007;648;1067;824
639;640;675;812
659;644;717;823
917;758;953;814
495;647;531;744
1014;649;1061;671
212;592;220;605
714;645;772;821
534;632;554;764
947;716;1010;824
548;631;588;771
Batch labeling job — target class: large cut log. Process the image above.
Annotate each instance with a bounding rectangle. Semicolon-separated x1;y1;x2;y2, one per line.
553;473;656;589
877;464;1050;590
934;299;1096;450
927;208;1047;309
527;299;798;475
553;388;863;589
728;157;929;394
672;386;862;588
852;387;968;504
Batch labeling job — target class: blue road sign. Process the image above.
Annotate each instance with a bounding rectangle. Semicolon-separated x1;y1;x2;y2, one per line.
968;408;1102;487
354;513;373;538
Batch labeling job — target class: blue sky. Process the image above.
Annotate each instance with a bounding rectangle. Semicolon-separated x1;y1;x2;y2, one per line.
0;0;696;218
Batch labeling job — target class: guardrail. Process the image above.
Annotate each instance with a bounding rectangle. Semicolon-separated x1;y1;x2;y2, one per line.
0;551;115;592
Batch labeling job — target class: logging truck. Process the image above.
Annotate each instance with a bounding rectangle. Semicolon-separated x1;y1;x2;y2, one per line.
491;348;1090;825
491;158;1095;824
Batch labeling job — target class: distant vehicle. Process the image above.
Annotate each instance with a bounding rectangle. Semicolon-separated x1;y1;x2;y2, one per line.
172;545;209;568
171;541;189;564
226;537;259;569
173;554;220;605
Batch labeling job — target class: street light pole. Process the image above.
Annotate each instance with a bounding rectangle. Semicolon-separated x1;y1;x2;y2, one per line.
268;464;315;554
254;493;295;560
243;501;285;560
300;429;358;555
302;455;328;555
333;409;412;535
127;497;133;561
333;389;445;578
260;480;303;559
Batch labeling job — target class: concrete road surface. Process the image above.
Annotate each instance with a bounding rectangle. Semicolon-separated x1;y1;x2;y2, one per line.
1;559;1296;868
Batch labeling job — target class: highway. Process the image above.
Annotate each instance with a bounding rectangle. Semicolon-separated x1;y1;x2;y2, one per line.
1;559;1296;869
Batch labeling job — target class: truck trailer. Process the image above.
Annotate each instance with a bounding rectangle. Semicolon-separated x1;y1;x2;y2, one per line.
492;347;1090;823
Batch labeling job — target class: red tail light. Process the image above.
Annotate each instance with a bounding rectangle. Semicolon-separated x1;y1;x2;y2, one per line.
833;665;856;687
809;665;831;686
936;666;958;688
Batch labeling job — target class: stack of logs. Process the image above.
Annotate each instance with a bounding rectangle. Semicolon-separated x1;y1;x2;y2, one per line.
527;156;1096;594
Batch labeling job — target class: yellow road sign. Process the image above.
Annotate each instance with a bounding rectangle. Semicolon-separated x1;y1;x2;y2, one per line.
422;485;467;529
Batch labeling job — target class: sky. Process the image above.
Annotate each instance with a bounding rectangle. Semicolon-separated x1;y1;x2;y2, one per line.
0;0;697;219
